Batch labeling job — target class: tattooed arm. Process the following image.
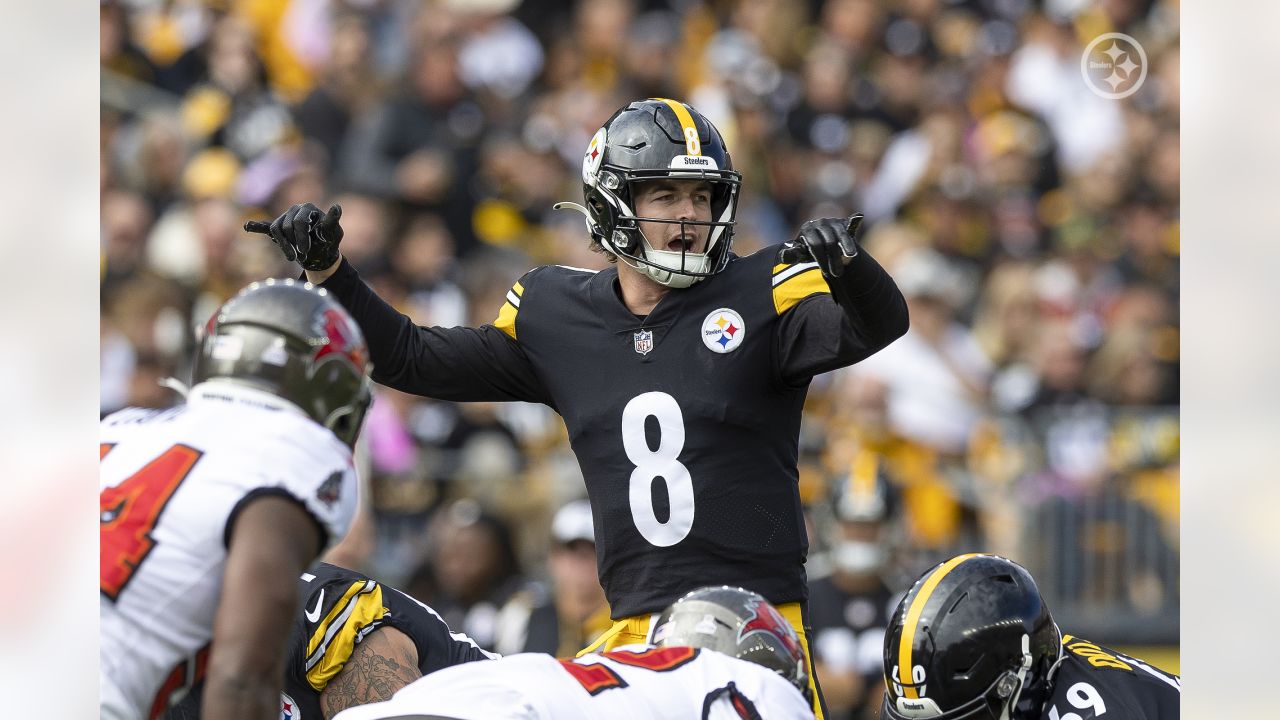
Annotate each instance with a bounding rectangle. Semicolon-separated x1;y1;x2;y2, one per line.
319;625;422;719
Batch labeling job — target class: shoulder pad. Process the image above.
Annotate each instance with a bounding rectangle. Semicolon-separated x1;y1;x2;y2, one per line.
301;578;389;691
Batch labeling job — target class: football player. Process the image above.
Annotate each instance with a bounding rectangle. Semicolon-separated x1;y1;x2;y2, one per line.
329;586;814;720
250;97;910;718
163;562;497;720
881;554;1180;720
100;280;372;720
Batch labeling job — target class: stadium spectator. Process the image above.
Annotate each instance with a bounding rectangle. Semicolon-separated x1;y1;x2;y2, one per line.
405;499;524;652
494;498;610;656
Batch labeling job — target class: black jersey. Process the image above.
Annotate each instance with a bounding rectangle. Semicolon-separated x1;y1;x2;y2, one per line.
807;576;901;719
1035;635;1180;720
162;563;494;720
282;562;496;718
322;244;907;617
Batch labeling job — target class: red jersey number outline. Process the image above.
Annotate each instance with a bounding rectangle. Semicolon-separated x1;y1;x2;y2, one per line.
100;444;203;600
560;646;700;696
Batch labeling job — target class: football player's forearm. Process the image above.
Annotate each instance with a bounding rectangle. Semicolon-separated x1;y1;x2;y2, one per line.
320;626;422;719
320;260;547;403
318;258;417;382
204;498;322;720
201;674;280;720
829;249;909;346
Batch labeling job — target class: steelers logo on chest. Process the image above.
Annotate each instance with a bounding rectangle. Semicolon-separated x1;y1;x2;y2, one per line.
701;308;746;353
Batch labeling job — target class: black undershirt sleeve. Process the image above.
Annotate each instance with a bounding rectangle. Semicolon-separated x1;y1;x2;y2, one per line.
320;259;553;407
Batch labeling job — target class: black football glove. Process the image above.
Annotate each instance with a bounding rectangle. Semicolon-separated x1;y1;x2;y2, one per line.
778;213;864;278
245;202;344;271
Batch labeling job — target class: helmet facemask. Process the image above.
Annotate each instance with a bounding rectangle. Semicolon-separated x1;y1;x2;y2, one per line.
886;635;1045;720
598;168;740;289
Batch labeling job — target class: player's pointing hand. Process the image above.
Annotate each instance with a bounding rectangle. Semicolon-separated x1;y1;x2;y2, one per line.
246;202;345;280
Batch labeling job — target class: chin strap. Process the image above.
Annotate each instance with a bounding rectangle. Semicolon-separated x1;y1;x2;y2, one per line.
996;635;1035;720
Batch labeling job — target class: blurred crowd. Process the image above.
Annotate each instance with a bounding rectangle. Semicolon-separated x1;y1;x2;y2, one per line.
101;0;1178;715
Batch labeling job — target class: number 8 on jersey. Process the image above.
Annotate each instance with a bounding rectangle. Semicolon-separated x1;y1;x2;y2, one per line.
622;392;694;547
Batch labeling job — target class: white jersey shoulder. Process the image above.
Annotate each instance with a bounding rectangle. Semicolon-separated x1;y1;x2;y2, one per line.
331;644;812;720
100;382;358;719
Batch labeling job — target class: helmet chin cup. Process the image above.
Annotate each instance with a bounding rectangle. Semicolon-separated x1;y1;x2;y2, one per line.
639;246;711;288
639;261;702;288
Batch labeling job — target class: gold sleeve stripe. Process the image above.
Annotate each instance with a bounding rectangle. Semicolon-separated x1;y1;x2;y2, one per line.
653;98;700;155
772;266;829;315
304;580;388;691
897;554;983;698
771;261;820;285
492;280;524;340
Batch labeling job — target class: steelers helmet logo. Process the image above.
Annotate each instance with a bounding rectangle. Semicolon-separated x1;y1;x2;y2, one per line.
702;308;745;353
583;127;607;185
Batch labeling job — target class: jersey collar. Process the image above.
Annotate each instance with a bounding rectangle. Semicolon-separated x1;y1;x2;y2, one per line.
187;380;310;418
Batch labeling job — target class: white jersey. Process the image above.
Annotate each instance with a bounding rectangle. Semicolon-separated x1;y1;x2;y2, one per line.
332;644;813;720
99;382;358;720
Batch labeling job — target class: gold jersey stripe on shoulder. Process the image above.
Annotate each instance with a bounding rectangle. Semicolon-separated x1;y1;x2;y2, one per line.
652;98;700;156
897;554;984;698
492;280;524;340
772;263;828;315
304;580;388;691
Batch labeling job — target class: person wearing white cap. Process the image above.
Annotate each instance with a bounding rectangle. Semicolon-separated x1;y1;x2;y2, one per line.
493;499;611;656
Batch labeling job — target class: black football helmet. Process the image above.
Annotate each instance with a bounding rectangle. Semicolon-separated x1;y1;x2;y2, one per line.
652;586;810;700
882;554;1063;720
826;455;897;575
191;278;373;447
555;98;742;288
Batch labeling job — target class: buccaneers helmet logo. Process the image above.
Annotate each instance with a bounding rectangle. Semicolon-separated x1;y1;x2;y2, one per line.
314;308;366;369
739;598;802;659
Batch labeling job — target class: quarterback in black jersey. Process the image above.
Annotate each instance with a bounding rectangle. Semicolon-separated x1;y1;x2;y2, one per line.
165;563;495;720
253;98;910;717
881;554;1179;720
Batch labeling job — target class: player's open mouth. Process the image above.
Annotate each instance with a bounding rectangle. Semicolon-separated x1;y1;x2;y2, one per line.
666;237;695;252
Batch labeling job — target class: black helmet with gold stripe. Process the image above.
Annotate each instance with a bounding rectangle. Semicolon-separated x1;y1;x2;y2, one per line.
555;98;742;289
882;554;1062;720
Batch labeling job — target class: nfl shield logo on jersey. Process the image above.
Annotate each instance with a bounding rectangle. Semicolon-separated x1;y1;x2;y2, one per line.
634;329;654;355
